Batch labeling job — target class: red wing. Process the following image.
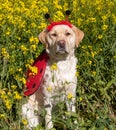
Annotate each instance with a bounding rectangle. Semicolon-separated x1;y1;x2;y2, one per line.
24;50;49;96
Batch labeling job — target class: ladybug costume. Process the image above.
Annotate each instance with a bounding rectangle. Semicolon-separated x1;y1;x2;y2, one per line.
24;10;72;96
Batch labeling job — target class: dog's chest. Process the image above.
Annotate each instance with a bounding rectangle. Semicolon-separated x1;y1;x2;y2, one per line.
43;57;77;89
54;63;75;82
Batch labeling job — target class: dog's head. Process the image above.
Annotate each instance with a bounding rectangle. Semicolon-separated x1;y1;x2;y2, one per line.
39;24;84;59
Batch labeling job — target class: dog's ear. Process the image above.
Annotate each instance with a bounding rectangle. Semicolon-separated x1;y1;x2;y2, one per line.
38;29;48;48
72;26;84;47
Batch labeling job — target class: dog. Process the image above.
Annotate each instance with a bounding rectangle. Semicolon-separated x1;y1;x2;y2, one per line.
22;23;84;130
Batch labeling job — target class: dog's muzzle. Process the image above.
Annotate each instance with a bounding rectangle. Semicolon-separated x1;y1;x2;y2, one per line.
56;40;68;54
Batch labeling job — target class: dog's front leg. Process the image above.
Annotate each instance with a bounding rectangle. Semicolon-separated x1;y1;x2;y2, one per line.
44;97;53;130
66;97;78;130
22;94;39;128
66;96;76;112
66;84;77;112
66;84;78;129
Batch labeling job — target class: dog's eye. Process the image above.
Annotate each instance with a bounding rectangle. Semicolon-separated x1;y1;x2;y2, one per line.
65;32;71;36
51;33;57;37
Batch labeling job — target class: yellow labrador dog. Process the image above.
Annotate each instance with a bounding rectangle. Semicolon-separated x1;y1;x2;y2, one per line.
22;23;84;130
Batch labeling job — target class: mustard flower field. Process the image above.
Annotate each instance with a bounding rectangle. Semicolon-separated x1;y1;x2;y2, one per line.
0;0;116;129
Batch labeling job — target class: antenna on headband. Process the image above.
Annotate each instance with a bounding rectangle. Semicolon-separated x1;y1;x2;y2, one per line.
65;10;71;21
44;13;52;23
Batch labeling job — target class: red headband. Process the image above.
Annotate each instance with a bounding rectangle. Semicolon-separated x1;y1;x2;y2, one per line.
47;21;72;31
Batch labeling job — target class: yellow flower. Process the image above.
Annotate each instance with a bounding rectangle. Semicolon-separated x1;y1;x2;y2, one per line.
54;11;64;21
75;72;79;76
15;75;20;81
102;15;107;21
88;60;92;65
87;17;96;23
38;22;47;29
30;44;37;51
11;85;17;90
0;89;7;100
51;63;57;70
14;91;22;100
28;65;38;75
91;51;97;58
98;34;103;39
34;38;39;44
29;36;39;44
29;36;35;43
29;59;34;64
112;14;116;23
76;65;79;68
77;18;83;26
0;114;5;118
88;45;92;50
17;37;21;41
0;89;6;95
114;55;116;59
20;77;26;85
99;48;102;52
17;68;22;72
6;27;11;35
8;91;12;96
81;45;86;49
1;48;7;55
47;86;52;92
79;97;83;102
90;18;96;23
1;48;9;59
10;44;16;49
102;25;108;31
67;92;74;100
5;100;12;110
92;71;96;76
30;22;36;28
20;45;28;51
22;119;28;125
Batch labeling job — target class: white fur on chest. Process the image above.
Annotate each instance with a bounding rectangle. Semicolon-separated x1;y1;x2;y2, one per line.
55;58;77;82
44;56;77;87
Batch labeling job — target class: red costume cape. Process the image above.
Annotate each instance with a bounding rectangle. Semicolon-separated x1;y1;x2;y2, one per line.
24;50;49;96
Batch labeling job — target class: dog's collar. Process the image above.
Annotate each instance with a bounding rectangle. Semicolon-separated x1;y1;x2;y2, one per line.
47;21;72;31
24;50;49;96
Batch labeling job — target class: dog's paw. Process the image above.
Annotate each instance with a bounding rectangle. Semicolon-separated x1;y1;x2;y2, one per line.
46;122;53;130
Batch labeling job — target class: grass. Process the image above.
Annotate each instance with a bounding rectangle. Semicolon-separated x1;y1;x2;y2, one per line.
0;0;116;129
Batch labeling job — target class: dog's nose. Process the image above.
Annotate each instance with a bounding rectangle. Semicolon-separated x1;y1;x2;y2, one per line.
57;40;66;48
